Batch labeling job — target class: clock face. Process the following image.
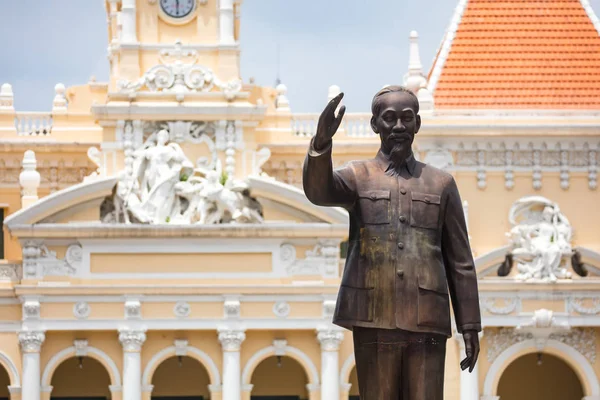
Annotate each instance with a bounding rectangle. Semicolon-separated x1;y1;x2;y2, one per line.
160;0;196;19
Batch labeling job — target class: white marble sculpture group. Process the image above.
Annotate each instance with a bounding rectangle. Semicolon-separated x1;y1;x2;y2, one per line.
103;129;263;225
507;196;573;282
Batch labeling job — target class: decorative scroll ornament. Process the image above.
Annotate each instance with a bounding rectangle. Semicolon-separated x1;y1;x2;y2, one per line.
487;328;533;363
218;330;245;352
481;297;519;315
101;128;263;225
18;331;46;353
174;301;191;318
119;330;146;352
73;302;91;319
506;196;573;283
568;297;600;315
281;241;340;278
116;40;242;100
25;244;83;278
317;329;344;351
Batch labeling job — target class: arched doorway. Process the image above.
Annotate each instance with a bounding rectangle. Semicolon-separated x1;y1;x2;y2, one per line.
348;366;359;400
50;356;111;400
0;364;9;400
497;352;584;400
250;356;308;400
151;356;210;400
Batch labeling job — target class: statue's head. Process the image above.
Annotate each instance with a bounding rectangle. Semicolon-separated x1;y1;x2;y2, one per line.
542;206;554;222
157;130;170;146
370;85;421;163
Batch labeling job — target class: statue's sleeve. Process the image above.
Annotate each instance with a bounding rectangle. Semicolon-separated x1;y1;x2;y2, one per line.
302;137;357;209
441;176;482;333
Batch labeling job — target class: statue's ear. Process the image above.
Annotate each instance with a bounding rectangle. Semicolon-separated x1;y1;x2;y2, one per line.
415;115;422;134
370;115;378;134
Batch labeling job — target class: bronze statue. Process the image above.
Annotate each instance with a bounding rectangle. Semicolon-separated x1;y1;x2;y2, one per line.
303;86;481;399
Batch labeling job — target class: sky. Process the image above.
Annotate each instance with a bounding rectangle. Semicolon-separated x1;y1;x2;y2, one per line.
0;0;599;113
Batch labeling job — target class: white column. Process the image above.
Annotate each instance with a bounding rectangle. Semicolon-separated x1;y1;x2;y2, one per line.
219;0;235;45
119;330;146;400
19;331;45;400
456;334;480;400
317;328;344;400
218;329;245;400
121;0;137;43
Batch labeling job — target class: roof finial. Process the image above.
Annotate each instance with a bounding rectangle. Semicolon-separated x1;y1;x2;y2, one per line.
404;31;428;94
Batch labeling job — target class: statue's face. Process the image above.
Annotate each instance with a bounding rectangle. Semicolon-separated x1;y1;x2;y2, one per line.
371;91;421;162
157;131;169;145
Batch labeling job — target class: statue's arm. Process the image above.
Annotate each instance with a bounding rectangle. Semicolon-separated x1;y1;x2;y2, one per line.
302;137;357;209
441;177;482;333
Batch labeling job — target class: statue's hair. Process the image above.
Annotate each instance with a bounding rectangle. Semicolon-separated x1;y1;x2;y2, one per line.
371;85;419;116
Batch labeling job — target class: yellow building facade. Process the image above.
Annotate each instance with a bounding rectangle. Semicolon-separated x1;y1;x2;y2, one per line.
1;1;600;400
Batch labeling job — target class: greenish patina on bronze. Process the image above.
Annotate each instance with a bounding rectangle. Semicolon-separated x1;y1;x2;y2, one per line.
303;86;481;399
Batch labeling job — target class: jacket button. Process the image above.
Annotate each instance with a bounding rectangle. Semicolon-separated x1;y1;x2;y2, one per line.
400;188;407;195
399;215;407;223
397;270;405;278
397;242;405;249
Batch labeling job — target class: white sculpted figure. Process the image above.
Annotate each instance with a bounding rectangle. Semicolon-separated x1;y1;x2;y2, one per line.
103;127;263;225
128;129;194;223
507;196;573;282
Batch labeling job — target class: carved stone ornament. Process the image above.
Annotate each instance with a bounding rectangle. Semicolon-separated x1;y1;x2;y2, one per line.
73;302;91;319
174;301;191;318
281;241;340;278
273;301;291;318
116;40;242;101
423;148;454;171
23;244;83;278
322;300;337;319
0;262;21;282
506;196;573;283
74;339;89;357
481;297;520;315
549;328;596;364
18;331;46;353
568;296;600;315
218;330;245;352
273;339;287;356
124;299;142;320
119;330;146;352
22;299;40;320
486;328;533;363
224;299;241;319
174;339;189;356
317;329;344;351
102;128;262;226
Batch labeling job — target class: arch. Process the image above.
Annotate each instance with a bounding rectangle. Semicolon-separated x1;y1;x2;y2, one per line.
241;344;319;386
483;339;600;397
142;345;221;388
41;346;121;387
339;353;355;389
0;350;20;387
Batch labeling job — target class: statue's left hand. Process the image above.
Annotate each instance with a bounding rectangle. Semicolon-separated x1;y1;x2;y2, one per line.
460;330;480;373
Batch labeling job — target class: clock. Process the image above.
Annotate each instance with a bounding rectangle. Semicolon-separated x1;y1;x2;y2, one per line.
160;0;196;19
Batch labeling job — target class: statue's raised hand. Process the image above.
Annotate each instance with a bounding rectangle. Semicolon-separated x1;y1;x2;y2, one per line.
314;92;346;152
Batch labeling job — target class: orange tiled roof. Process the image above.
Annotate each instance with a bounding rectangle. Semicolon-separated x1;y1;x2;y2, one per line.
430;0;600;109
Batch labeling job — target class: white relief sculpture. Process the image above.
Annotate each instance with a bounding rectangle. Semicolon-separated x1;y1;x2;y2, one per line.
481;297;519;315
568;297;600;315
33;244;83;277
83;147;103;182
117;40;242;100
273;301;291;318
507;196;573;283
73;302;91;319
103;129;263;225
423;148;454;171
251;147;272;177
174;301;191;318
282;241;340;278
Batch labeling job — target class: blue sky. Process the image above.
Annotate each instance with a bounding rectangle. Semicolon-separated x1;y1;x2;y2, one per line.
1;0;599;112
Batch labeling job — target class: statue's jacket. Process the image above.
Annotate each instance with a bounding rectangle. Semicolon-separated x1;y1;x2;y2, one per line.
303;139;481;337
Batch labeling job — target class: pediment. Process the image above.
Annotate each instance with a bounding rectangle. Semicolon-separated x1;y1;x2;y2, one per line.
4;175;347;232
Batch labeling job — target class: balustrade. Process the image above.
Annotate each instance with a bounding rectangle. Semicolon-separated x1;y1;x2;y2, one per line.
15;112;53;136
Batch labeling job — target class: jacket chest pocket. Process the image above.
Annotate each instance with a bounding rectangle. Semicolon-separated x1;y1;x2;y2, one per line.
358;190;391;224
410;191;441;230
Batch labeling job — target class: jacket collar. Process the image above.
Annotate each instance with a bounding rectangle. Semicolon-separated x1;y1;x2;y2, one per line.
375;149;417;177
